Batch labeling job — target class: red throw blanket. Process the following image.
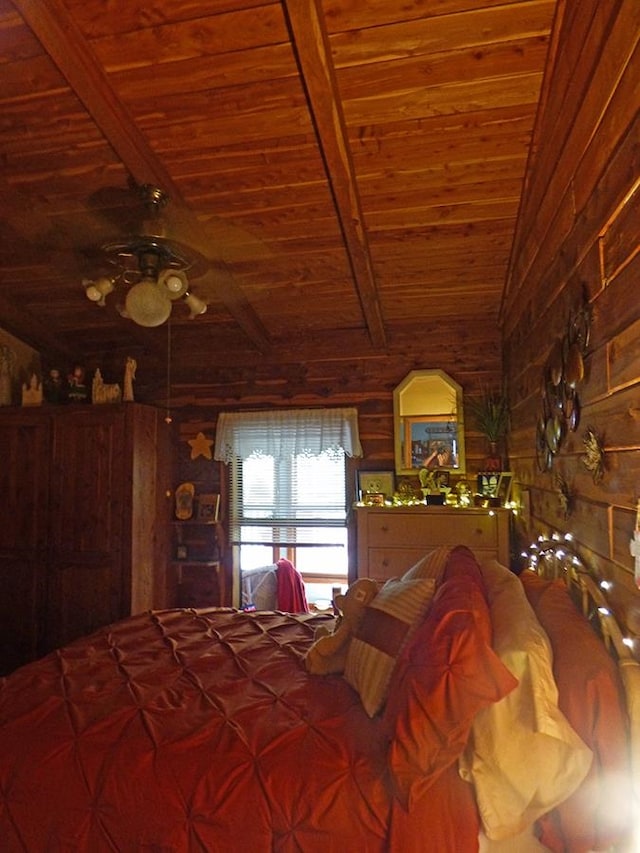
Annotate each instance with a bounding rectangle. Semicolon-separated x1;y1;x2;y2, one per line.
276;557;309;612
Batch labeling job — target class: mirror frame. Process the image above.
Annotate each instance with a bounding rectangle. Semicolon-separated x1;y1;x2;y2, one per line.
393;369;466;476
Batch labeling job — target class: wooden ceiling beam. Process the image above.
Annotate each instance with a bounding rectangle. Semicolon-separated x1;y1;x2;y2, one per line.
283;0;387;350
11;0;271;354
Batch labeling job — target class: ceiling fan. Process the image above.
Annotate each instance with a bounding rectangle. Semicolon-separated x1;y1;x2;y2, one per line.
83;183;209;327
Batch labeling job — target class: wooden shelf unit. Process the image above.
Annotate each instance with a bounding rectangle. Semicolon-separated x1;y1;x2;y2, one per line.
171;519;224;607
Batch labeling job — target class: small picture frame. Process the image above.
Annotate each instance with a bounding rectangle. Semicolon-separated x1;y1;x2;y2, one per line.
363;492;386;507
436;470;450;488
357;470;395;500
497;472;513;505
197;493;220;522
477;472;499;497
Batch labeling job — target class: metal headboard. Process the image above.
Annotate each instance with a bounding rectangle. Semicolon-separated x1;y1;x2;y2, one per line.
527;536;640;849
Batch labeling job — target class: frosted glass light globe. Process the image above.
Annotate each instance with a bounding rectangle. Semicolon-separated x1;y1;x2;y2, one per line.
125;278;172;327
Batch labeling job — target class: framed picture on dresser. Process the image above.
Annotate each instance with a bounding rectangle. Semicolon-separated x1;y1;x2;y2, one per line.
357;470;395;501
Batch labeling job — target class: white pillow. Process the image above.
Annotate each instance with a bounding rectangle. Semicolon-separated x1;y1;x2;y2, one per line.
345;577;435;717
459;559;593;841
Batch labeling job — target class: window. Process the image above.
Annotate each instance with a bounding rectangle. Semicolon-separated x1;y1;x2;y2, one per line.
231;448;348;586
215;408;362;607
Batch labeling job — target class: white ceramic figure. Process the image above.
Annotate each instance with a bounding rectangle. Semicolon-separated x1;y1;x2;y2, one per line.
123;357;137;402
22;373;43;406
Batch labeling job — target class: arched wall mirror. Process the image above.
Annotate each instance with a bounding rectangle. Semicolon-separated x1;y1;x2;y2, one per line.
393;369;466;476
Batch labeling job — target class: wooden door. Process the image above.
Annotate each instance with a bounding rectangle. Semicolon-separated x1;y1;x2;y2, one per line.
45;406;127;651
0;412;50;674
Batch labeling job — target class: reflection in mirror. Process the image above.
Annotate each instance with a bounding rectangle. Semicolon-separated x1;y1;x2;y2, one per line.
393;369;466;476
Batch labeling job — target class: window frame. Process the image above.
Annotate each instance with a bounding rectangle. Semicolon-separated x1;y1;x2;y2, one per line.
230;448;350;586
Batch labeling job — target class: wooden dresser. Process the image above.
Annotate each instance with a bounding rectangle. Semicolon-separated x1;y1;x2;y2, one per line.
354;505;510;584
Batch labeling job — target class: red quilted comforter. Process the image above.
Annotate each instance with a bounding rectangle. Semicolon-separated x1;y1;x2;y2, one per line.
0;609;392;852
4;548;629;852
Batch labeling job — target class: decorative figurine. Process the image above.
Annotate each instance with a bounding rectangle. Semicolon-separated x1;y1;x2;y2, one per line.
67;364;89;403
43;368;68;404
581;426;605;484
123;356;137;402
92;369;122;404
0;345;16;406
22;373;43;406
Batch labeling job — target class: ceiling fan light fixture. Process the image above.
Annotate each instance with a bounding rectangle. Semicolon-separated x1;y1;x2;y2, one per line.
84;276;115;307
83;186;209;326
184;291;207;319
158;268;189;300
125;277;172;327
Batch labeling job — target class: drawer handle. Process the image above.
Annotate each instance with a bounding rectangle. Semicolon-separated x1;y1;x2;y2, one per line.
380;525;389;532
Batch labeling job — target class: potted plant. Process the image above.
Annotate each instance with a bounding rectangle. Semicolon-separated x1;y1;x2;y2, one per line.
466;388;509;471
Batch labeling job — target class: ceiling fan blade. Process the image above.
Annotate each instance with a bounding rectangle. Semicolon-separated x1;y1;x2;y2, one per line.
158;196;272;266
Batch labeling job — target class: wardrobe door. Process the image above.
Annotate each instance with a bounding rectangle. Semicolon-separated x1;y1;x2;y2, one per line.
0;413;50;674
44;407;127;652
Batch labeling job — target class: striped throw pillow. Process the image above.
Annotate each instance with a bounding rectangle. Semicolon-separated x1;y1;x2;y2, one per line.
345;577;436;716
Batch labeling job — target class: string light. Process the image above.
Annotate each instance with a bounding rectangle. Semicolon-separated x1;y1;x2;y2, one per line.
523;533;637;654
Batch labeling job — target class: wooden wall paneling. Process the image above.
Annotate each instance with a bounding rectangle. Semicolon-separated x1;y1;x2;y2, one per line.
129;405;172;611
591;254;640;347
582;385;640;451
503;4;639;329
612;506;640;586
501;1;639;637
601;451;640;510
600;182;640;283
609;317;640;391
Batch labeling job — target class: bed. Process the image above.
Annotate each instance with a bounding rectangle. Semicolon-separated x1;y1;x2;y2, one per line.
0;541;638;852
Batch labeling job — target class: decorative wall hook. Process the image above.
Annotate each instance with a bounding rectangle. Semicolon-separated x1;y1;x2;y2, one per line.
554;473;574;519
581;426;605;484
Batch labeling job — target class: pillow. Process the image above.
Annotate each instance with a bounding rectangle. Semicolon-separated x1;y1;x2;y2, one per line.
402;546;450;583
520;572;632;851
459;559;593;841
440;544;486;593
384;572;518;809
344;577;436;717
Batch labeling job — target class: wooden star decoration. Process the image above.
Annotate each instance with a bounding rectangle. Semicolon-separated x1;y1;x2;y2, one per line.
188;431;214;460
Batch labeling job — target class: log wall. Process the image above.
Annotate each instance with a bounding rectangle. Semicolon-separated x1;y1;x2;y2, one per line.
501;0;640;636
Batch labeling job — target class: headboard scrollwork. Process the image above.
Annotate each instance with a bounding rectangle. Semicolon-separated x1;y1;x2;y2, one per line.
526;534;640;843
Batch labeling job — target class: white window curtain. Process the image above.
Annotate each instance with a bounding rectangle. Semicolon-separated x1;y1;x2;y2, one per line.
214;407;363;463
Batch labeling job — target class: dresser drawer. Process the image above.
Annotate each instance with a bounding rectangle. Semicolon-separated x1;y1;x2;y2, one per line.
364;548;429;581
354;506;510;582
365;510;498;548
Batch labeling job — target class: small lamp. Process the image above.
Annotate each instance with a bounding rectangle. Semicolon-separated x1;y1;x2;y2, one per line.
184;291;208;319
158;268;189;300
84;276;115;307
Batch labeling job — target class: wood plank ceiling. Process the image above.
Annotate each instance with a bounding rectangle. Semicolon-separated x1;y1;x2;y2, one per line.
0;0;557;397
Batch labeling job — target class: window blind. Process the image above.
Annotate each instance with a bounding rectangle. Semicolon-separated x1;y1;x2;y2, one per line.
233;448;347;545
